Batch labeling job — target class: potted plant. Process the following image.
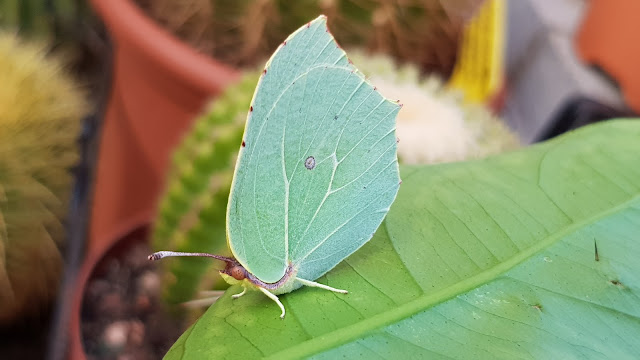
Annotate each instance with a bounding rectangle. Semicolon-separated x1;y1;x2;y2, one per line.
71;0;496;357
68;0;239;357
0;31;86;357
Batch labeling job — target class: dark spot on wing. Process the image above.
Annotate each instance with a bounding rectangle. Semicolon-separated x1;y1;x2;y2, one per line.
610;280;625;288
250;106;253;112
305;156;316;170
242;141;246;147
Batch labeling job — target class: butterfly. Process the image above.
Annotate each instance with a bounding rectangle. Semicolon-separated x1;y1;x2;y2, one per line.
149;15;401;319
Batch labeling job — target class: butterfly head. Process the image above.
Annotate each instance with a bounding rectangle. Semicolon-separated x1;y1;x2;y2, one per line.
222;261;248;281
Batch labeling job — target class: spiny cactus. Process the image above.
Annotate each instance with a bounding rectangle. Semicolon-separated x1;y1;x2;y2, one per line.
138;0;483;76
0;33;86;324
349;50;519;164
152;73;258;307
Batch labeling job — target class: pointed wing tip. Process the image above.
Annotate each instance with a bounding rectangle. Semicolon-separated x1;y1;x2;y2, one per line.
306;15;328;30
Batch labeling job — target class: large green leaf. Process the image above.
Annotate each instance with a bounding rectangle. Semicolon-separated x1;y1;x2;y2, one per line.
165;120;640;359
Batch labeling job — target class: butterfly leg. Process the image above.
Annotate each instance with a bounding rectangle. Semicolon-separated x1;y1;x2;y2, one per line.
296;278;348;294
258;287;286;319
180;290;225;308
232;286;247;299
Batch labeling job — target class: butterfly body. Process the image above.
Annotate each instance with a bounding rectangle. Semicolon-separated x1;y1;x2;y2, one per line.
219;267;300;296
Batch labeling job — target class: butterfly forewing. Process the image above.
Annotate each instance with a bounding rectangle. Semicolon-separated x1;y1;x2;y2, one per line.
227;16;400;284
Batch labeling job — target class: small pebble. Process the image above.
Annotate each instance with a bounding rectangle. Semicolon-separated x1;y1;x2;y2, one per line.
103;321;129;350
137;271;160;295
98;292;124;316
135;295;151;313
85;279;111;304
128;320;145;346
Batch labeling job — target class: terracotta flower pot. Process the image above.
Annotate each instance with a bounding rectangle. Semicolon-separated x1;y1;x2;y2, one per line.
576;0;640;113
69;0;239;357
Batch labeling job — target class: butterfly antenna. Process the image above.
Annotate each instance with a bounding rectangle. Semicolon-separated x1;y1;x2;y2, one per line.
148;251;235;263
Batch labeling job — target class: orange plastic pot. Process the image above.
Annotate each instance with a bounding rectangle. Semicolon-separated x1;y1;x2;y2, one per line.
576;0;640;113
69;0;239;357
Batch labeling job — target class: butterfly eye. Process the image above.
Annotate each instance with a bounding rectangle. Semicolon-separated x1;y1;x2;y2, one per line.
230;266;247;280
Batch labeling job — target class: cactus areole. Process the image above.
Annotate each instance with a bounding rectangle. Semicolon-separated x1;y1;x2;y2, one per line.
149;15;401;318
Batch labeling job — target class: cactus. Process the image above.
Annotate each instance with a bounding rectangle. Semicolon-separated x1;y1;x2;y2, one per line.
139;0;484;76
349;50;519;164
0;33;86;324
152;72;258;307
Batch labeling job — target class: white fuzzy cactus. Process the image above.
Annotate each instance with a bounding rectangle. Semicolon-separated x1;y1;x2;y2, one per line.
349;51;519;165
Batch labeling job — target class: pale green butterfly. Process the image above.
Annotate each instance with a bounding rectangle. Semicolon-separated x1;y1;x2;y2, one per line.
149;15;401;318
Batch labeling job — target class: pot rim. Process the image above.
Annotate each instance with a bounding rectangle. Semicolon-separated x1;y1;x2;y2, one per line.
90;0;239;95
69;213;153;359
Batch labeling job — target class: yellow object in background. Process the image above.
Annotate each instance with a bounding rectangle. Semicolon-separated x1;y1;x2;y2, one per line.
449;0;505;104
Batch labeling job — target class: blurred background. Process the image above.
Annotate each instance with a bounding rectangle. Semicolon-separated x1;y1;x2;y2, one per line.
0;0;636;359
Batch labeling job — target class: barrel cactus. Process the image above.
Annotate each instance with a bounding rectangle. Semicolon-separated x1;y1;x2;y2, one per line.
139;0;483;76
349;50;518;164
0;33;85;324
152;73;257;307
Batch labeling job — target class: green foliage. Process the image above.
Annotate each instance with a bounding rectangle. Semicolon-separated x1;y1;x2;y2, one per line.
152;73;258;306
165;119;640;358
0;32;86;324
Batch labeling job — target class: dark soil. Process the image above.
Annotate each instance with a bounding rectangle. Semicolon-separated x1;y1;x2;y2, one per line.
81;239;185;360
0;314;51;359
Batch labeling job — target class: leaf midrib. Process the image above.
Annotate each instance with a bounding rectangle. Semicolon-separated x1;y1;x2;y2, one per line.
266;194;640;360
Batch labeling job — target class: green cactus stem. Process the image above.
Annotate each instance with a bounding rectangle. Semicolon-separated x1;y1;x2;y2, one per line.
152;72;258;307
